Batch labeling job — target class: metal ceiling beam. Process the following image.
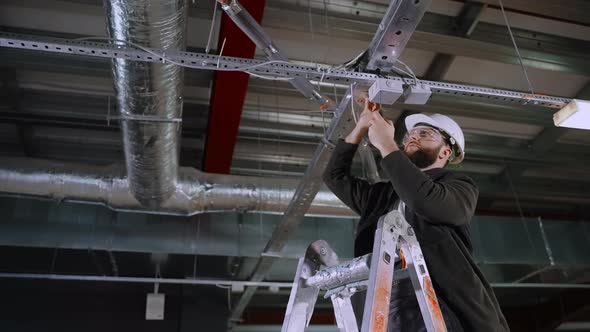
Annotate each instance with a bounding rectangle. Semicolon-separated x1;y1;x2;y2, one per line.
0;32;572;109
353;0;431;178
454;2;487;37
423;1;486;80
204;0;266;174
359;0;431;73
349;0;432;181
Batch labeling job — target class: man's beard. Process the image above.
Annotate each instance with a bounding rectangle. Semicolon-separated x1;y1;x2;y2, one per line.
403;145;440;169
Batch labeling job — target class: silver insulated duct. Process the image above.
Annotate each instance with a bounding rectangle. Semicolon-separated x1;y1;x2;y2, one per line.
104;0;187;207
0;157;355;218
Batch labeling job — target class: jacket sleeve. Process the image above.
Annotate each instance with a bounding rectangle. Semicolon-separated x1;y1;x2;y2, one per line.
380;150;479;226
323;140;376;216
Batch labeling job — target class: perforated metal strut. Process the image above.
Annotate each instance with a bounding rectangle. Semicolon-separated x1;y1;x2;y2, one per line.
0;32;571;109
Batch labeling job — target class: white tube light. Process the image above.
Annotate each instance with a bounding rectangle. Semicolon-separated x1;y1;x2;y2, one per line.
553;99;590;130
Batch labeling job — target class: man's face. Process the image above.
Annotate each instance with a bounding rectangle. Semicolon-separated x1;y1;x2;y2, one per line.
402;127;448;169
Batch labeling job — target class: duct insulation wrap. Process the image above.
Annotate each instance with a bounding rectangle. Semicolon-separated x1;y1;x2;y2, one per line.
104;0;187;207
0;157;355;218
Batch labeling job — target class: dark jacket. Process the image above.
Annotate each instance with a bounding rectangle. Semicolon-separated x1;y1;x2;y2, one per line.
323;140;509;332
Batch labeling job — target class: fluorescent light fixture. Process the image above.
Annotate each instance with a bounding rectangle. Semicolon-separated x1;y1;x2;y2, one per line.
553;99;590;130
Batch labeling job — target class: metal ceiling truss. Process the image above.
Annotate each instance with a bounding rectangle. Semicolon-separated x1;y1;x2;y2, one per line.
0;32;571;109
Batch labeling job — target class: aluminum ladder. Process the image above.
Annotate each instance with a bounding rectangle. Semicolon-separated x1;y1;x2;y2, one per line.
281;207;448;332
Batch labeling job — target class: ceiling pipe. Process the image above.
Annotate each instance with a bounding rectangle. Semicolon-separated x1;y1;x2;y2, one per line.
0;273;588;289
103;0;187;208
0;273;292;288
0;157;355;218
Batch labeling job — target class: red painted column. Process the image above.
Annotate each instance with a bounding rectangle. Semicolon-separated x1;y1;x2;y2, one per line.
203;0;266;174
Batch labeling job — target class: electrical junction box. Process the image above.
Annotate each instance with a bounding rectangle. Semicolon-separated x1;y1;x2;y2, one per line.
403;83;432;105
146;293;165;320
232;284;245;293
369;78;404;105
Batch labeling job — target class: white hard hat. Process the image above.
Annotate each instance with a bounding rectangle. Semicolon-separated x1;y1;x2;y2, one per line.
405;113;465;164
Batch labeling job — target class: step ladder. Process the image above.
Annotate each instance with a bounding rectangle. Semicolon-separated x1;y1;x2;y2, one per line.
281;206;447;332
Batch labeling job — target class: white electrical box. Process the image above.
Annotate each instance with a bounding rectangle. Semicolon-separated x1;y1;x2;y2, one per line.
232;284;245;293
146;293;165;320
403;83;432;105
368;78;404;105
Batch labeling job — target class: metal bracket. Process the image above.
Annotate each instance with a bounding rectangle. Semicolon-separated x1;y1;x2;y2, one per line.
218;0;331;107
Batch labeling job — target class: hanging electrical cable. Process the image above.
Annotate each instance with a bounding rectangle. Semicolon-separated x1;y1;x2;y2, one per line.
498;0;535;96
205;1;218;54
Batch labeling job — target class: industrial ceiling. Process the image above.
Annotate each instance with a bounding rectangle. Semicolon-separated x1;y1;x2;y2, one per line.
0;0;589;331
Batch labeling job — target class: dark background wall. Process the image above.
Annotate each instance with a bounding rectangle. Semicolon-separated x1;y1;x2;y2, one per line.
0;279;229;332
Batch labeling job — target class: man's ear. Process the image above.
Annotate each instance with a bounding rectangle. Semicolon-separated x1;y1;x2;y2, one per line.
439;145;452;160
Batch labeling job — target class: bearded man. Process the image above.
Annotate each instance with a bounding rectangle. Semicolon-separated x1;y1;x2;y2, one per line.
323;99;509;332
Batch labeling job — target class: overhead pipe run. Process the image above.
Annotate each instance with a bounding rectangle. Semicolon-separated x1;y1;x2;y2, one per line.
103;0;187;208
0;273;588;290
0;157;355;218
